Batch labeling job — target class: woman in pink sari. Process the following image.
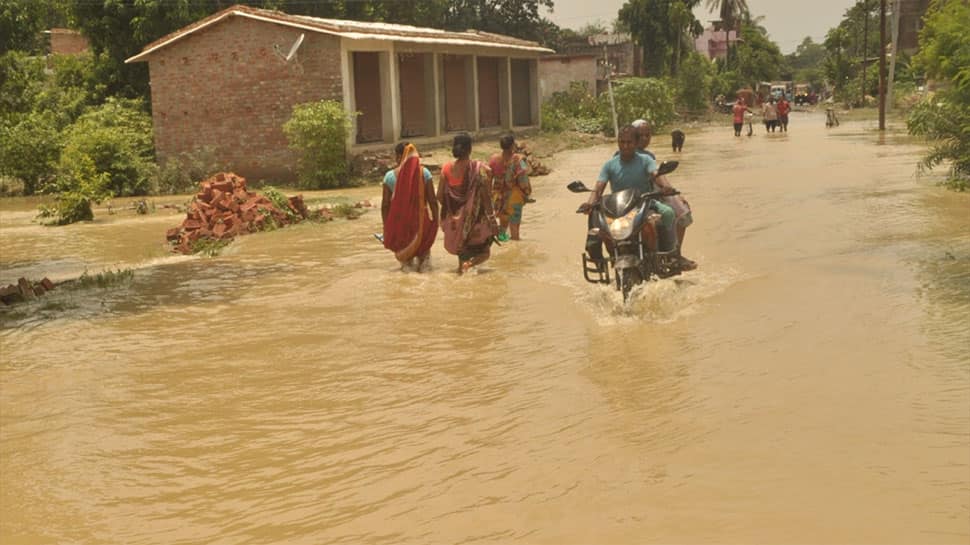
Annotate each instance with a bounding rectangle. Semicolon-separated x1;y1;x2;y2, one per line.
381;143;438;271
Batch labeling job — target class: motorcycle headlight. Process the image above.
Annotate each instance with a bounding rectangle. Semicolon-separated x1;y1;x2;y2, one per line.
608;209;638;240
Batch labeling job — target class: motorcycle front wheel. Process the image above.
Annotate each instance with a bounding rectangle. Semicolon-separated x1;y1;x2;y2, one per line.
616;267;643;301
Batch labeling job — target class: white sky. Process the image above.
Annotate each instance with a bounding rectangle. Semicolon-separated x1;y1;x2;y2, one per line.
545;0;857;53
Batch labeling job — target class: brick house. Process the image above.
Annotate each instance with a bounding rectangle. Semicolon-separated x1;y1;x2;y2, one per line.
694;26;739;60
125;4;551;181
538;54;598;100
538;33;642;100
47;28;90;56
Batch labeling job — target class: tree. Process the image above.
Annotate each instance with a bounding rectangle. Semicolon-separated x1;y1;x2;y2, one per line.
0;0;70;55
906;0;970;189
823;26;853;93
619;0;701;77
733;22;785;89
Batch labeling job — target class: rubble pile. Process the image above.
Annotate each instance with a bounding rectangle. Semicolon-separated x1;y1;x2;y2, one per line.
0;277;55;305
515;143;550;176
165;172;322;254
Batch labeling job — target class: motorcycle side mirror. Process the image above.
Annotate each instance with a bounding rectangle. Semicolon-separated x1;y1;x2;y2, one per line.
657;161;679;176
567;180;591;193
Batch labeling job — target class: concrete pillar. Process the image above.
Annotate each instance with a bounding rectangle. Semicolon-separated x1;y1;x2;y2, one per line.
341;48;355;150
435;53;445;135
529;58;539;126
423;53;437;137
499;57;512;130
470;55;480;132
379;50;400;143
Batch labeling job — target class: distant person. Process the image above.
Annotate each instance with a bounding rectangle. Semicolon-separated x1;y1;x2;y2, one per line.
826;107;840;128
762;99;778;133
438;133;499;275
488;134;531;241
670;129;685;152
745;110;755;136
732;97;749;137
381;142;438;272
776;96;791;132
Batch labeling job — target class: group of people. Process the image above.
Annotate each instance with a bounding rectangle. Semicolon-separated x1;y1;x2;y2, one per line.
380;133;532;275
380;122;696;275
731;95;791;136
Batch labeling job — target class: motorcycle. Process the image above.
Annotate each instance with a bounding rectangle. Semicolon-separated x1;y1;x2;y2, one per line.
568;160;683;301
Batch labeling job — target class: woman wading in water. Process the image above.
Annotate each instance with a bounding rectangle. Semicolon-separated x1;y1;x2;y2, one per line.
381;142;438;271
438;133;499;275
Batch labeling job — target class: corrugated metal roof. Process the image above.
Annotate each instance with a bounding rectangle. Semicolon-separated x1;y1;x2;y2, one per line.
126;4;553;63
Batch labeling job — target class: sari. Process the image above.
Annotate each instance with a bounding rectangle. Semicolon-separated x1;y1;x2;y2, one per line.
382;144;438;263
439;160;495;256
488;153;530;224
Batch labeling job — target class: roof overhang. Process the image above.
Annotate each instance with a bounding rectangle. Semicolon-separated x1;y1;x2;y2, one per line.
126;9;552;63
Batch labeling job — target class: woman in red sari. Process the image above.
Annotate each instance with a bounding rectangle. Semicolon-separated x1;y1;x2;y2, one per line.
381;143;438;271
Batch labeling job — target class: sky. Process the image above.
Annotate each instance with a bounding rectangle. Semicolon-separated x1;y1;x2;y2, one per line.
544;0;857;53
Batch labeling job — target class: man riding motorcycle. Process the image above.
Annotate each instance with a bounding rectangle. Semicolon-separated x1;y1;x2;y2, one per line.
581;125;678;265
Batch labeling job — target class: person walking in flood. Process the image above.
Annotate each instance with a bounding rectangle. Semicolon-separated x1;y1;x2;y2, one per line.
776;96;791;132
438;133;499;275
762;98;778;133
732;97;749;137
381;142;439;271
488;134;531;241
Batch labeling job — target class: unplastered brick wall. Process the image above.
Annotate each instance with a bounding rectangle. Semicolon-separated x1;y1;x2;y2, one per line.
50;29;90;55
148;16;343;182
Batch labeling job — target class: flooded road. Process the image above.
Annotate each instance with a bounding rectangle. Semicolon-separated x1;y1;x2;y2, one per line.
2;112;968;544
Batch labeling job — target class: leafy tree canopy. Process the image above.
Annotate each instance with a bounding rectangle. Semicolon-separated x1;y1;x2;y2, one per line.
619;0;702;77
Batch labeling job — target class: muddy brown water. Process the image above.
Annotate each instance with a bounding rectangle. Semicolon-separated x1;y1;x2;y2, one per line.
2;113;968;544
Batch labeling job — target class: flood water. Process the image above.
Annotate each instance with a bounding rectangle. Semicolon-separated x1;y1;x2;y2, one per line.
2;113;968;544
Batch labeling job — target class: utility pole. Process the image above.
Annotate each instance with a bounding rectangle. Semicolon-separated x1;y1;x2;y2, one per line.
590;33;619;136
879;0;887;130
887;0;901;110
862;0;869;106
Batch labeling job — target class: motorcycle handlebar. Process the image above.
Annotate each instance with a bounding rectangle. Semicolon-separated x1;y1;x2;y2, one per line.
575;190;680;214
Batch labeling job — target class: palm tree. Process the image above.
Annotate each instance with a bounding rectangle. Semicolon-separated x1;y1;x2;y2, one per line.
705;0;749;65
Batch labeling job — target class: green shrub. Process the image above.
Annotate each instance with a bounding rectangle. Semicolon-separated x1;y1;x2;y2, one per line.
905;0;970;190
599;77;676;134
907;97;970;190
283;99;355;189
37;155;110;225
540;81;602;133
262;186;301;222
675;52;714;116
710;68;742;102
58;97;156;197
154;146;227;195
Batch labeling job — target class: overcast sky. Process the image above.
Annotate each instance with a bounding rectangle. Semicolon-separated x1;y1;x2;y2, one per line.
545;0;857;53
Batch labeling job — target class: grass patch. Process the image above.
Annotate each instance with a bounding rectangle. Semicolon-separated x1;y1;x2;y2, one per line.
66;268;134;290
331;203;364;219
190;238;231;257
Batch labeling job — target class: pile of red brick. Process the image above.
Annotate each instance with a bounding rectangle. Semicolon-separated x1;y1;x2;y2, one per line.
166;172;317;254
515;143;550;176
0;277;55;305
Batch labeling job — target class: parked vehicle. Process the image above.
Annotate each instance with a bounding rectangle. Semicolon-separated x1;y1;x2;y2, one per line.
569;161;683;301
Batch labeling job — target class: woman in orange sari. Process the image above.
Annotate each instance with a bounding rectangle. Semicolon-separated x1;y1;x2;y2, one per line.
381;143;438;271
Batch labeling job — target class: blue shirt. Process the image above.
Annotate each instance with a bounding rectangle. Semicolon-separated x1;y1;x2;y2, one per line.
383;167;432;192
598;152;658;193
